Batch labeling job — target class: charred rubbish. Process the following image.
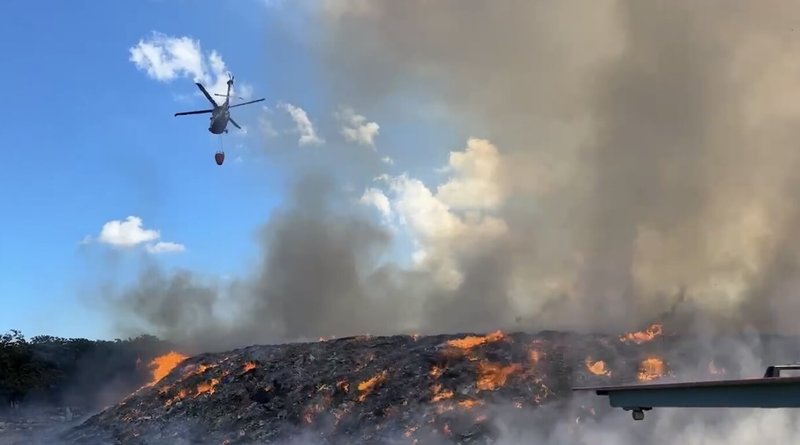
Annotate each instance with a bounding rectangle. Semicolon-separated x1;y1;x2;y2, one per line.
58;328;800;445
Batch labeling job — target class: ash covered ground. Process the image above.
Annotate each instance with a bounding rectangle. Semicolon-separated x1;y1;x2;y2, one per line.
6;326;788;445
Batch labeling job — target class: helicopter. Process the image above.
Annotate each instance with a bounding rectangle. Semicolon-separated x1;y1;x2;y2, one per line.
173;72;265;164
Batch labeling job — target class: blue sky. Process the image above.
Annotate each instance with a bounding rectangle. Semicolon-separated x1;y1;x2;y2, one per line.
0;0;299;339
0;0;481;341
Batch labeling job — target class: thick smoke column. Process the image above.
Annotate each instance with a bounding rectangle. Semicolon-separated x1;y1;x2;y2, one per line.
101;0;800;347
314;0;800;334
104;173;411;352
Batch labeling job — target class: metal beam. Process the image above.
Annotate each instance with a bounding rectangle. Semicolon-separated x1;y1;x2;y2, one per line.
574;369;800;420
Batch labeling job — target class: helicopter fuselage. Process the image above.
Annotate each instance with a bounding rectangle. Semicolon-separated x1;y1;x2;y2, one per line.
209;105;230;134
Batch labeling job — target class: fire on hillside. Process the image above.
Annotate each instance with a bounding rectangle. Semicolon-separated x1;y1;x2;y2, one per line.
60;324;743;444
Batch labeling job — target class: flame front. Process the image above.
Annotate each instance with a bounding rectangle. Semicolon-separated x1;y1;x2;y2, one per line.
148;351;188;386
458;399;482;409
476;362;522;391
585;357;611;376
620;323;663;344
195;378;220;396
638;357;666;381
431;383;454;402
358;370;388;401
446;330;506;350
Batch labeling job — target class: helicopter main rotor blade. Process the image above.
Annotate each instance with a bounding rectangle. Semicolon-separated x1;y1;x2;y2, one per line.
195;83;218;106
228;98;266;109
174;109;213;116
228;117;242;129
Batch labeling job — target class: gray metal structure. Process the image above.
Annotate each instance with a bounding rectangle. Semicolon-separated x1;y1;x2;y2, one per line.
574;364;800;421
174;72;265;135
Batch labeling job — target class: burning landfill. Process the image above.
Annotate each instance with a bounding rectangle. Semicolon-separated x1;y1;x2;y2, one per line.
25;323;792;445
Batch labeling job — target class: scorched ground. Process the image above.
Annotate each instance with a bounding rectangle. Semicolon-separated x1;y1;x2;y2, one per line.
58;326;796;444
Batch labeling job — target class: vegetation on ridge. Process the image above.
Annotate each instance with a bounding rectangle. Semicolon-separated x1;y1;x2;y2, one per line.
0;329;172;411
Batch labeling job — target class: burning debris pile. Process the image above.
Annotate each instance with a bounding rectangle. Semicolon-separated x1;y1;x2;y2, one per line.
59;327;798;445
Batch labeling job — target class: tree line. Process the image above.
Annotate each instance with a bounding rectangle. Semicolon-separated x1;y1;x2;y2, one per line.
0;329;173;411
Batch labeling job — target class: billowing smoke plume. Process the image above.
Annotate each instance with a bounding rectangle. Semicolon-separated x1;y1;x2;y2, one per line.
102;167;518;352
313;0;800;334
99;0;800;351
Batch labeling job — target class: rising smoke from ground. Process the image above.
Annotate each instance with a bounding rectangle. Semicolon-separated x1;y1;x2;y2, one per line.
98;1;800;349
313;0;800;334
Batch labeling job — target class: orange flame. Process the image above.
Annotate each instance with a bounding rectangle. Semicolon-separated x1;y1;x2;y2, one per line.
430;366;444;378
620;323;663;344
357;370;388;401
431;384;454;402
147;351;188;386
243;361;257;373
638;357;666;382
458;399;482;409
476;362;522;391
195;378;220;396
447;330;506;350
585;357;611;376
528;349;542;365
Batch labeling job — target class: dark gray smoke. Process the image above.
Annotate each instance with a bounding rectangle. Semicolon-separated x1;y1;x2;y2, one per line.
102;174;399;352
312;0;800;334
98;0;800;349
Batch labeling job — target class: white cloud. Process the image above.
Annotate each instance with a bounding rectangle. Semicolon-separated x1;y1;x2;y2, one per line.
129;32;247;105
281;103;324;146
360;138;509;288
360;188;392;221
335;107;380;148
146;241;187;254
93;216;185;254
381;156;395;165
98;216;160;247
386;174;507;289
435;138;505;210
129;33;203;82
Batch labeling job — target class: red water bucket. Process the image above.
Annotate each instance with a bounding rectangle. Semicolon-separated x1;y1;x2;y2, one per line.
215;151;225;166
